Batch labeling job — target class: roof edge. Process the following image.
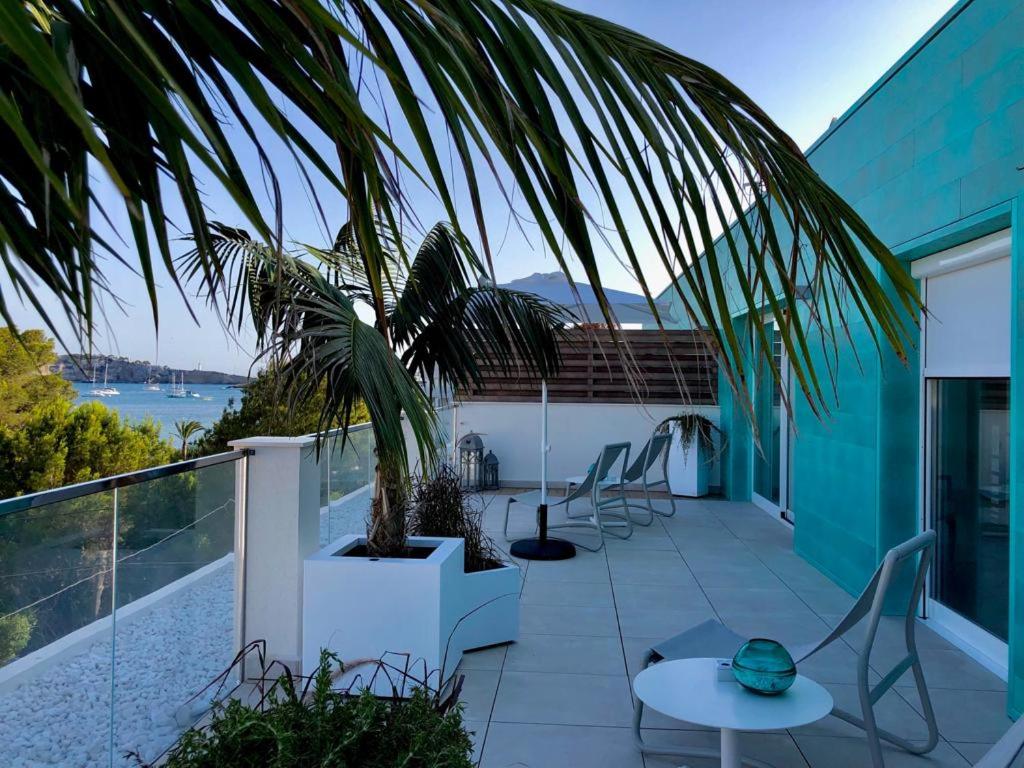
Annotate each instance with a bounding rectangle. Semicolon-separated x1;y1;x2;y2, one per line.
653;0;975;303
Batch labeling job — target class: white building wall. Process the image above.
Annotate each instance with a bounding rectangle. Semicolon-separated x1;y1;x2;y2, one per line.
452;401;721;489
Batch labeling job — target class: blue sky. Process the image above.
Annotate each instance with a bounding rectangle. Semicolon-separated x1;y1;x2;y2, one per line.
9;0;956;375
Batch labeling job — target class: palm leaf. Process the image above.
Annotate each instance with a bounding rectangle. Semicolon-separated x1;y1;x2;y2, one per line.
258;265;440;480
1;0;920;431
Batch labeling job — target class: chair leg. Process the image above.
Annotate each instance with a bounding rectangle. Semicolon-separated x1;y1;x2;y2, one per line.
859;670;886;768
598;499;634;540
660;486;677;518
503;498;537;542
906;656;940;755
829;654;938;768
503;498;513;541
547;511;606;552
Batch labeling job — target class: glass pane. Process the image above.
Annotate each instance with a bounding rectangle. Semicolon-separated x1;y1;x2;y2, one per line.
111;461;238;765
931;378;1010;641
320;427;375;546
753;321;782;504
0;493;116;767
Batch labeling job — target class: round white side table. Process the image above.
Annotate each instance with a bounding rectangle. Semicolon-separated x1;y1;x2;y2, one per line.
633;657;833;768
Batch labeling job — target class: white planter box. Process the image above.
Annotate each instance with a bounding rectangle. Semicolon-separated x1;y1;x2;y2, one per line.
667;433;710;497
303;534;519;695
454;564;520;653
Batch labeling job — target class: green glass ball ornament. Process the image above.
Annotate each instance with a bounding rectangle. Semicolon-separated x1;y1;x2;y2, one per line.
732;638;797;695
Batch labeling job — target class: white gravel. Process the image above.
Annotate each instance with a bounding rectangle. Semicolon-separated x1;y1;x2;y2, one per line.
0;565;234;767
0;492;372;768
319;487;372;546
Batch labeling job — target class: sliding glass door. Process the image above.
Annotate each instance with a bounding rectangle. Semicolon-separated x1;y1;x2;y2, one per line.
913;230;1012;663
752;319;789;517
929;378;1010;641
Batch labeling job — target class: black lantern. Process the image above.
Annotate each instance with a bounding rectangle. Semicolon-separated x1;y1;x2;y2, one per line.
458;433;484;490
483;450;500;490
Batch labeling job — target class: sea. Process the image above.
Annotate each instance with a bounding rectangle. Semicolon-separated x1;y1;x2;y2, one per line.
72;382;240;440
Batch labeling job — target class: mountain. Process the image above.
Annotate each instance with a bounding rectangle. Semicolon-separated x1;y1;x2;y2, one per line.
498;272;675;325
52;355;251;385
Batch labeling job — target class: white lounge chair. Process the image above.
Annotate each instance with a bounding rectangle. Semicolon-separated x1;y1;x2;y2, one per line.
504;442;633;552
565;432;675;526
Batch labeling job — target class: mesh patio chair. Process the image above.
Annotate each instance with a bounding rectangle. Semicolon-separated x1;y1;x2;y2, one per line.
632;530;939;768
503;442;633;552
566;433;675;526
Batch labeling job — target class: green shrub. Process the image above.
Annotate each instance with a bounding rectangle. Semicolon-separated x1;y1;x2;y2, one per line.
153;651;474;768
0;611;35;664
407;464;502;573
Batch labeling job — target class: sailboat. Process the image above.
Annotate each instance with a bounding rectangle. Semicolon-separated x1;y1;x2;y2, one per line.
166;372;201;399
144;365;161;391
166;372;187;398
90;363;119;397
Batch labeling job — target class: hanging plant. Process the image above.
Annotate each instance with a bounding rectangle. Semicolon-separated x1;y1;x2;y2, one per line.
656;413;723;461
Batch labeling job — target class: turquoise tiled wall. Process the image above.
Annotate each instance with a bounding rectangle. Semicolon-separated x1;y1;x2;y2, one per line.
664;0;1024;713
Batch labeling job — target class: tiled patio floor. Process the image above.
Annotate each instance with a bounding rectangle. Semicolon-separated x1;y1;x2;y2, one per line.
459;494;1014;768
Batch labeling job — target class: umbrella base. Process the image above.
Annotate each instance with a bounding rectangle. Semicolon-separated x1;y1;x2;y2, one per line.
510;537;576;560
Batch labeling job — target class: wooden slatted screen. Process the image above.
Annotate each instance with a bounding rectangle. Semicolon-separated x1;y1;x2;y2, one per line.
458;329;717;404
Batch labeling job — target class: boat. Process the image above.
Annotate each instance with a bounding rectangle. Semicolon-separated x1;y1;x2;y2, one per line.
144;367;161;391
89;364;119;397
166;372;202;399
166;372;187;398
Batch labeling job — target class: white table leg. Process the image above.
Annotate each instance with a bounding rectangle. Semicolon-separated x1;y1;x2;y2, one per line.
720;727;740;768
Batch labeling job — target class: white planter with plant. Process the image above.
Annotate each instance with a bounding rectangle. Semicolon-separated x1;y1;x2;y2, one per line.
658;413;720;498
303;467;519;695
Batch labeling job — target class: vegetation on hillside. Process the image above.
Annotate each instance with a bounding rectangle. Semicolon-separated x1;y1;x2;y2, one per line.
0;399;173;498
0;327;175;497
195;368;370;457
0;328;75;427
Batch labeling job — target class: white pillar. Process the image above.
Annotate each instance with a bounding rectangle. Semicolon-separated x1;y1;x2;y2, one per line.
230;436;321;677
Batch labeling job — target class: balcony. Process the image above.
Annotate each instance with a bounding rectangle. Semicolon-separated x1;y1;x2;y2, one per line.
476;493;1009;767
0;412;1015;767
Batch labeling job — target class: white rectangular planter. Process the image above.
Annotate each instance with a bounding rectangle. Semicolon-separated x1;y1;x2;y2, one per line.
303;534;519;695
667;435;710;497
454;564;520;653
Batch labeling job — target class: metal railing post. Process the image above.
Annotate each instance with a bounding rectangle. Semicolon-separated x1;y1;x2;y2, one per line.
234;451;250;682
108;487;119;768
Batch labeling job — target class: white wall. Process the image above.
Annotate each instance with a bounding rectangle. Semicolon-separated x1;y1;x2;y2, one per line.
453;401;721;489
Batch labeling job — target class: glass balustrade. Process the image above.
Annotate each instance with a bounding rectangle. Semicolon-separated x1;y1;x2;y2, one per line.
0;453;242;768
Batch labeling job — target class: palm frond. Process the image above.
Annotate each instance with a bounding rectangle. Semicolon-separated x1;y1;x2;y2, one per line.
391;223;574;391
1;0;920;426
258;266;440;479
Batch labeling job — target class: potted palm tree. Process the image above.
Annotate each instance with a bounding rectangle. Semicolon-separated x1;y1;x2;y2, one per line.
657;413;722;497
185;220;569;691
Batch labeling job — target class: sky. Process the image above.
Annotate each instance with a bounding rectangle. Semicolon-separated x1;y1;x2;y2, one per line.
8;0;957;375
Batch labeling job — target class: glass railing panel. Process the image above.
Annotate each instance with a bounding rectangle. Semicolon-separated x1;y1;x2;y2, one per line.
111;460;238;766
320;426;375;546
0;492;116;767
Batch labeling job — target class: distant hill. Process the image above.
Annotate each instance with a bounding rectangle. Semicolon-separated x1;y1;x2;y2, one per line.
52;355;251;386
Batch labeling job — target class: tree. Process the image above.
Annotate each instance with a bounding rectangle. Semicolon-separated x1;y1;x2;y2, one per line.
0;327;75;427
0;399;179;658
195;368;371;457
0;399;175;498
188;221;571;554
172;420;205;460
2;1;917;427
